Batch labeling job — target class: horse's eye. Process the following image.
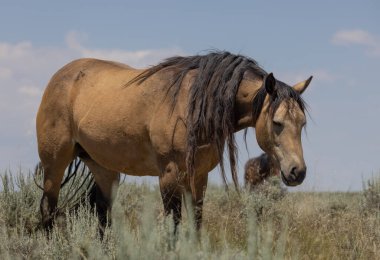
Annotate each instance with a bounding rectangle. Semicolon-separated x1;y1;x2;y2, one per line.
273;121;283;128
273;120;284;134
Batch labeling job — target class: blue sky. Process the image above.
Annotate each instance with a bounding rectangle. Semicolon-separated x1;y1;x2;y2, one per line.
0;1;379;190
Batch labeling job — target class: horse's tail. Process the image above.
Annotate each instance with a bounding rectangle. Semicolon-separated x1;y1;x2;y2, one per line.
34;158;97;212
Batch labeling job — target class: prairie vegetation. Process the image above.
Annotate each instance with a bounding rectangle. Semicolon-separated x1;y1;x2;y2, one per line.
0;171;379;259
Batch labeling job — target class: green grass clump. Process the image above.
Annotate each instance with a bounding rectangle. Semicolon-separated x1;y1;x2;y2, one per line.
0;170;379;259
362;174;380;212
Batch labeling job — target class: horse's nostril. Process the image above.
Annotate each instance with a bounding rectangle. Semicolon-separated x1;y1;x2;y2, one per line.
297;169;306;183
290;167;297;180
289;166;306;183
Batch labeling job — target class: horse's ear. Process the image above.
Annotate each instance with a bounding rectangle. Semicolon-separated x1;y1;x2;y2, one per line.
293;76;313;94
264;73;277;96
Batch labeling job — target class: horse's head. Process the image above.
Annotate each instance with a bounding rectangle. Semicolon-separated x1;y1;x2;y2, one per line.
255;73;312;186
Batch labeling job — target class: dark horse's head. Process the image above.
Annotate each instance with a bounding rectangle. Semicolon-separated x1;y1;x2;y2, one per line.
254;73;312;186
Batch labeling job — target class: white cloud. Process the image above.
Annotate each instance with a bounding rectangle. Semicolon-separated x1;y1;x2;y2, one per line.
65;31;87;51
18;85;42;97
0;41;33;59
0;31;184;169
331;29;380;57
65;30;184;67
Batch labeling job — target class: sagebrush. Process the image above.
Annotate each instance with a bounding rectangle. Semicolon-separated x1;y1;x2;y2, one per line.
0;171;379;259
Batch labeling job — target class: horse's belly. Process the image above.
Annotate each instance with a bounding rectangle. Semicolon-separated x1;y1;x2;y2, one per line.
77;131;161;176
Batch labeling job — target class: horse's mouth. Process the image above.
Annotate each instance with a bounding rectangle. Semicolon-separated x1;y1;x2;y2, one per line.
281;171;289;185
281;171;297;187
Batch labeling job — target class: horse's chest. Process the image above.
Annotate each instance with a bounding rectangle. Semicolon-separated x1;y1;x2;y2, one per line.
194;144;220;174
150;110;220;174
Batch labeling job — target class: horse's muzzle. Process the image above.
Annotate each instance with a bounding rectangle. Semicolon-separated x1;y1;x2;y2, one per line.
281;167;306;186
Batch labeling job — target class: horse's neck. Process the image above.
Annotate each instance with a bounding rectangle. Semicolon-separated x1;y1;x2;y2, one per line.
234;78;263;131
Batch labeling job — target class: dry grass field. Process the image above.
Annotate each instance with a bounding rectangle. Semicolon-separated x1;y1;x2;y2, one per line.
0;171;379;259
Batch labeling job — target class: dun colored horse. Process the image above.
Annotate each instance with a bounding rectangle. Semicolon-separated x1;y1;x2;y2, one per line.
36;51;312;230
244;153;280;190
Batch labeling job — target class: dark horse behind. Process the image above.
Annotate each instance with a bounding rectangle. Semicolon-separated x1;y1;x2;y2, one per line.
244;153;280;190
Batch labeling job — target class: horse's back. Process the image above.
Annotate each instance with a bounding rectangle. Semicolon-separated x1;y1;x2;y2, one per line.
38;58;137;108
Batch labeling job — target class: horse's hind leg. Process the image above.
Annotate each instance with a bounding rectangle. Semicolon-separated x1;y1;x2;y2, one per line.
82;159;120;230
39;141;75;230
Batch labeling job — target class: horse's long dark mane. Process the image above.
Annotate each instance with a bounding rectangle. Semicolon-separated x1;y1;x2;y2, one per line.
128;51;305;190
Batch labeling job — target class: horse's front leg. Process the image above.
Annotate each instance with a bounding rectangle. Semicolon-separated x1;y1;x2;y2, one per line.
187;173;208;230
159;162;184;231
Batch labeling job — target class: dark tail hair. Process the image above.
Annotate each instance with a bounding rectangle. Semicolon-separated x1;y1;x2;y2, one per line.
34;158;97;212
